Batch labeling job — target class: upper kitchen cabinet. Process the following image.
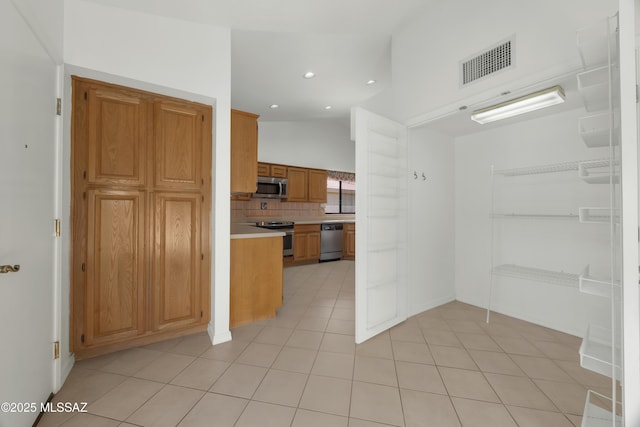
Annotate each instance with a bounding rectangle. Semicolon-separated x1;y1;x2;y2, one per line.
308;168;328;203
287;166;308;202
231;109;259;194
258;162;287;178
287;166;327;203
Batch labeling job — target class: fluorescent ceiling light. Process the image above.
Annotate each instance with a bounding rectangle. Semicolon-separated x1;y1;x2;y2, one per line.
471;86;565;124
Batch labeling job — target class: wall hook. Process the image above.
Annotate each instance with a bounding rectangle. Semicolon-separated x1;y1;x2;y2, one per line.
413;171;418;179
422;172;426;181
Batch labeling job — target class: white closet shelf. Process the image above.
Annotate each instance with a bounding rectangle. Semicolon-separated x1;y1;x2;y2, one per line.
579;273;620;298
493;158;612;177
579;324;621;379
577;17;618;69
492;213;578;220
579;112;618;148
581;390;622;427
579;207;619;224
492;264;586;287
577;66;610;112
578;159;620;184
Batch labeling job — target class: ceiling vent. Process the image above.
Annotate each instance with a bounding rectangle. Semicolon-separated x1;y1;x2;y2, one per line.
460;37;514;86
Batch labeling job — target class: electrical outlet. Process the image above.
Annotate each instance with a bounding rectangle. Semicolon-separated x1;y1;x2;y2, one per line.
260;202;268;210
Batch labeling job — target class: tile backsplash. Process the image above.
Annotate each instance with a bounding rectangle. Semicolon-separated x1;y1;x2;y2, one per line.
231;199;325;219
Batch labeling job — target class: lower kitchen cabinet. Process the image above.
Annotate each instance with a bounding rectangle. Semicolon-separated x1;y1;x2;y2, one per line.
293;224;321;263
343;223;356;260
230;236;283;328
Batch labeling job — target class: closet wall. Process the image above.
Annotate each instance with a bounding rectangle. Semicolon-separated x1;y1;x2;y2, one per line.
453;107;611;336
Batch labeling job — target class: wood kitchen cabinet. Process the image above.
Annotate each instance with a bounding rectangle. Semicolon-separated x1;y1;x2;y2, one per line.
343;223;356;260
258;162;287;178
230;236;283;328
308;168;328;203
293;224;321;263
231;109;259;194
287;167;308;202
71;77;211;359
286;166;327;203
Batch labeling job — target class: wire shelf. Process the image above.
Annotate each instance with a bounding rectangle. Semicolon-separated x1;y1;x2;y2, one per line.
579;207;619;224
579;159;620;184
579;324;621;379
581;390;622;427
492;213;579;220
576;17;618;69
577;66;610;112
579;112;617;148
492;264;585;287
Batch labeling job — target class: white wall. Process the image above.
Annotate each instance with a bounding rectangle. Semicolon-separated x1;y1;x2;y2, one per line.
62;0;233;362
380;0;617;123
258;119;354;172
407;127;456;316
454;108;612;336
11;0;64;63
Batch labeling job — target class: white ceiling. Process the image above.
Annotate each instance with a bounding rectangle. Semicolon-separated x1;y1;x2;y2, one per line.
83;0;431;121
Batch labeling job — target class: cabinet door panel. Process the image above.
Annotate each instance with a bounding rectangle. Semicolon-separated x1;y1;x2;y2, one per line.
293;233;308;261
153;192;202;330
308;232;321;259
287;167;308;202
87;88;146;185
308;169;328;203
231;110;259;193
86;190;146;345
155;102;202;189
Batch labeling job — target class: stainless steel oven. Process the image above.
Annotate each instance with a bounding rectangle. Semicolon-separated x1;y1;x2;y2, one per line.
255;221;294;257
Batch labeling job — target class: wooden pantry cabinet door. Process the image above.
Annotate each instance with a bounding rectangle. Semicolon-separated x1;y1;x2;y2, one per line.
73;77;211;358
84;189;146;346
86;86;147;186
154;101;203;190
151;192;204;331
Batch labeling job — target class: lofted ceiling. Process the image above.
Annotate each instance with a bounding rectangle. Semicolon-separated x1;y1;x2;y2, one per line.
83;0;431;121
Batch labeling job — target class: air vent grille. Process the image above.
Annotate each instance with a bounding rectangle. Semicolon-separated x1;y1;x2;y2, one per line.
460;38;513;86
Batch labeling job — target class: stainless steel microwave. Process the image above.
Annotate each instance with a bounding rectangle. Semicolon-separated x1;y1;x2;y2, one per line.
253;176;288;199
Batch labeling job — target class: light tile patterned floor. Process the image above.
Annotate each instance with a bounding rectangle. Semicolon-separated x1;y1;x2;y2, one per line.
39;260;609;426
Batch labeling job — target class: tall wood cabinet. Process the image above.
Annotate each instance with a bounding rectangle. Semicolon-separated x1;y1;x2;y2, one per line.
231;109;259;194
71;77;212;359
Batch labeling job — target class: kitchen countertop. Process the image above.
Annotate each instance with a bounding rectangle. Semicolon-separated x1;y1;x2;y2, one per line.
231;223;285;239
239;215;355;226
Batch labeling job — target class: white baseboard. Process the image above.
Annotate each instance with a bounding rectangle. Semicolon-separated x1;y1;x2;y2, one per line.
208;323;232;345
408;294;456;318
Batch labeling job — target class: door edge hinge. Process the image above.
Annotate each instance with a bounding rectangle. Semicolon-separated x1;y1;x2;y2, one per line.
56;98;62;116
54;219;61;237
53;341;60;359
80;334;85;344
200;310;203;318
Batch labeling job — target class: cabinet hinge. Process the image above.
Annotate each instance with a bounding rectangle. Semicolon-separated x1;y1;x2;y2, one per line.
201;253;204;260
84;92;87;100
83;192;86;200
83;170;87;180
56;98;62;116
54;219;61;237
202;115;204;122
80;334;85;344
53;341;60;359
81;263;85;272
200;310;203;318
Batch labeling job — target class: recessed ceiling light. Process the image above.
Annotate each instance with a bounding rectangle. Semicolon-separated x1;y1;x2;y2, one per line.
269;104;279;109
303;71;316;79
366;79;376;85
324;105;332;110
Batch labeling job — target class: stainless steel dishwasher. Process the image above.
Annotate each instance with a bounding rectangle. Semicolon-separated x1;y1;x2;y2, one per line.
320;223;343;261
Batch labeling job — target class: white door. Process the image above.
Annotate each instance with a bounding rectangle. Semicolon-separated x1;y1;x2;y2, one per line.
0;1;57;426
353;107;408;343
